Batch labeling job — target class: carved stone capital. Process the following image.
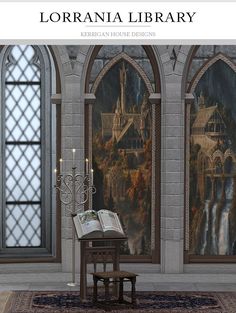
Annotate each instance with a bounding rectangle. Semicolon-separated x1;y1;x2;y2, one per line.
84;93;96;105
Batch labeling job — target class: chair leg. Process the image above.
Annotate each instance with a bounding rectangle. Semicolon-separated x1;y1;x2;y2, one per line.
118;278;124;303
93;276;98;303
104;278;110;302
131;277;136;304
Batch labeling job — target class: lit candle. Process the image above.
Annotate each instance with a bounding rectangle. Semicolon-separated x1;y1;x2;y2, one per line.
54;168;57;184
91;168;94;186
85;158;89;175
72;149;76;167
59;158;63;173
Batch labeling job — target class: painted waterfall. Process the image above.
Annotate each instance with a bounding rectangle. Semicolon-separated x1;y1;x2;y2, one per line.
189;60;236;256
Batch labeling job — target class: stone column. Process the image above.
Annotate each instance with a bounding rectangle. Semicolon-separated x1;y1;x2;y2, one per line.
61;73;84;273
159;47;190;273
84;93;96;209
51;93;62;260
149;93;161;263
184;94;195;257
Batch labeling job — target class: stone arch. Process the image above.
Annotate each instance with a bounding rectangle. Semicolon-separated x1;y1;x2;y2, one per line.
82;45;162;263
214;156;223;175
49;45;70;94
224;155;233;174
224;149;236;163
83;45;161;94
212;150;224;164
181;45;198;97
188;52;236;94
91;52;153;95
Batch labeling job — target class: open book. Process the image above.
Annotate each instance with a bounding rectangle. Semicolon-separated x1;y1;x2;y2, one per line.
73;209;125;239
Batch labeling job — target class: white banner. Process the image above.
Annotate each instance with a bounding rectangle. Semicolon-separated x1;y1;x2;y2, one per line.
0;2;233;41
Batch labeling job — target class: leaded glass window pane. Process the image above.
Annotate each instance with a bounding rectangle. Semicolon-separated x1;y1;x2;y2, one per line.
4;45;42;248
5;145;41;202
5;85;40;141
6;46;40;82
6;204;41;247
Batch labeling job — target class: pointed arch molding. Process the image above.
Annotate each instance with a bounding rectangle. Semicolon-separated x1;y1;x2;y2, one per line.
189;52;236;93
91;52;153;94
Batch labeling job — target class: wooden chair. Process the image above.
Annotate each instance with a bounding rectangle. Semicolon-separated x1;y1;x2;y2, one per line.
89;245;138;305
92;270;137;304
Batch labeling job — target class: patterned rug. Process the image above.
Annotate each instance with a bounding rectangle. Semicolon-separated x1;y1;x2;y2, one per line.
0;291;12;313
4;291;236;312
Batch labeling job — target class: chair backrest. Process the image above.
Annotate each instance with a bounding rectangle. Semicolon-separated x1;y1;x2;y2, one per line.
86;246;117;272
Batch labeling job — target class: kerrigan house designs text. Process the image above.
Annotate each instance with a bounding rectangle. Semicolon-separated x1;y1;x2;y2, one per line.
40;11;197;23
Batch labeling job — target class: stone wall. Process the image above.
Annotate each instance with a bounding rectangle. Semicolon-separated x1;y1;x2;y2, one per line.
4;44;236;275
59;44;236;274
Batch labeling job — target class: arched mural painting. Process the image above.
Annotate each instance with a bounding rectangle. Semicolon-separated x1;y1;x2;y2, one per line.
92;58;152;256
189;55;236;256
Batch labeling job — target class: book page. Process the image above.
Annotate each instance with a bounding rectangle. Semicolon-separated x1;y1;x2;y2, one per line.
98;210;124;235
73;215;83;239
78;210;102;237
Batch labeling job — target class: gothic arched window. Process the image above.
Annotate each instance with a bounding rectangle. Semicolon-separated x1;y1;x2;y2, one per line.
0;45;57;260
186;47;236;262
85;46;161;262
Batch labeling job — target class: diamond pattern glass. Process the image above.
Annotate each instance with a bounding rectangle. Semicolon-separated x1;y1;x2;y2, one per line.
6;204;41;247
4;45;42;248
5;85;40;141
6;46;40;82
5;145;41;202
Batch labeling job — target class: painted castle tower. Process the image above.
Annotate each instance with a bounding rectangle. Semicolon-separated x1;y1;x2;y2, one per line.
101;62;151;152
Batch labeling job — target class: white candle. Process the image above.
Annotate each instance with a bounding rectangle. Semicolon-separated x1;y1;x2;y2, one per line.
72;149;76;167
91;168;94;186
54;168;57;184
85;158;89;175
59;158;63;173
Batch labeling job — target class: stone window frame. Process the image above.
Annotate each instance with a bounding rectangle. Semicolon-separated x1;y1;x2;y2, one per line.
0;45;59;262
185;51;236;263
84;46;161;263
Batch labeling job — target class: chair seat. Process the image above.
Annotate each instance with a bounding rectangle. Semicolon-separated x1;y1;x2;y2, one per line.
91;270;138;304
92;270;137;280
